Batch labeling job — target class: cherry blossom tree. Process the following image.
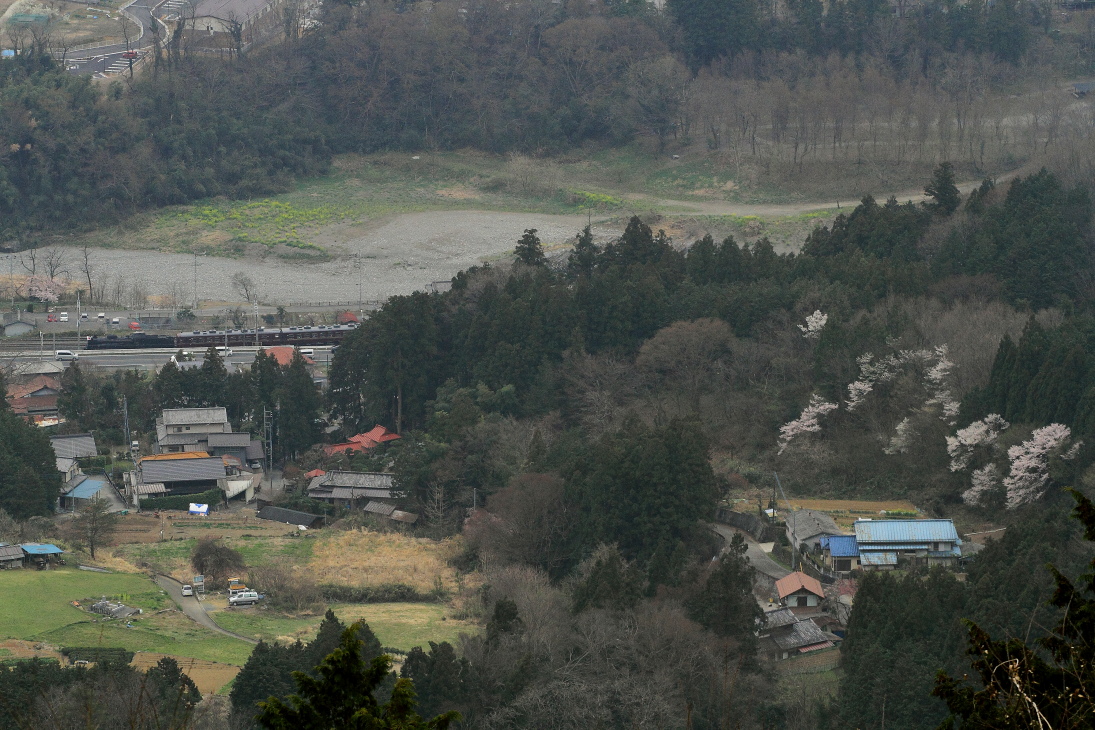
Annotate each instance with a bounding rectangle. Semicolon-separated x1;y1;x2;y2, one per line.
1003;424;1072;509
778;394;838;454
947;414;1010;472
798;310;828;339
962;464;1001;506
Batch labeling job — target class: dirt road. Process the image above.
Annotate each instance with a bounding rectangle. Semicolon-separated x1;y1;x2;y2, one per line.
153;574;257;644
711;523;791;581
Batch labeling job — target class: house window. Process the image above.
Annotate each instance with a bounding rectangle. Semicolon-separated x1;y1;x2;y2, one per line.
185;426;190;431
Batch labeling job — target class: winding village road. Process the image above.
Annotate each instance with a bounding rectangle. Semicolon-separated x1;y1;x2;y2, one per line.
153;574;258;644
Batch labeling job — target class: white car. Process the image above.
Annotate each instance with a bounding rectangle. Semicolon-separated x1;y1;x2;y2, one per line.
215;346;233;357
111;317;120;325
97;313;105;319
59;313;69;322
55;350;79;361
298;348;314;357
80;313;89;320
181;585;193;596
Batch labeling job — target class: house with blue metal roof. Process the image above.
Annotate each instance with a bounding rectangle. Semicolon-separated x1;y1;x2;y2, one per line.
819;535;860;573
852;519;961;570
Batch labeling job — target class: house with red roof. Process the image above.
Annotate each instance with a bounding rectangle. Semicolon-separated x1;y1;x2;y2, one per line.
775;571;826;611
262;346;315;367
322;425;401;457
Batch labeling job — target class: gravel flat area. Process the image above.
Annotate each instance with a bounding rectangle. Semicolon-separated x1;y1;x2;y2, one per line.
62;210;608;306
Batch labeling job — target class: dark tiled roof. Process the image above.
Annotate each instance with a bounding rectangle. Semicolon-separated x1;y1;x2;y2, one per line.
772;619;828;651
141;457;226;483
256;506;323;526
363;501;396;516
788;510;841;540
310;486;393;500
245;440;265;460
0;544;24;561
207;432;252;447
158;434;203;446
319;471;393;489
762;608;798;630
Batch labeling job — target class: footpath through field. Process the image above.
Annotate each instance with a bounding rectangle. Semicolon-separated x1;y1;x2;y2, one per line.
153;574;257;645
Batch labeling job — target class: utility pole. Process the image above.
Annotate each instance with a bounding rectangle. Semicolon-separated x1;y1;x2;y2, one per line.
123;395;131;458
264;407;273;494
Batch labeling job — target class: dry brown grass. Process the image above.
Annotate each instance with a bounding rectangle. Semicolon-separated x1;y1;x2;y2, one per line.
130;652;240;694
305;529;464;592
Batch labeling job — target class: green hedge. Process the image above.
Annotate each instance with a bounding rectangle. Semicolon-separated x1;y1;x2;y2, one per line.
318;583;445;604
141;489;223;512
61;647;135;664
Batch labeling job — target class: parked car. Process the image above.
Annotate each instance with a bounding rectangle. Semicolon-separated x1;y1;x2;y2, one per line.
215;346;233;357
46;314;56;322
97;313;105;320
298;348;314;357
55;350;79;361
228;590;261;606
81;312;89;320
59;312;69;322
111;317;120;325
181;585;193;597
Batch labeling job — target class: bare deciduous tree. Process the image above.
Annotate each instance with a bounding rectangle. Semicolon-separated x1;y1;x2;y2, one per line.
231;272;258;303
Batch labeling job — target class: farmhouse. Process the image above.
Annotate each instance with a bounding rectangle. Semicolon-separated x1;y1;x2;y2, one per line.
154;407;263;462
853;519;961;570
820;535;861;574
134;456;228;495
758;608;835;660
786;509;842;552
307;470;398;506
322;425;401;457
776;571;825;611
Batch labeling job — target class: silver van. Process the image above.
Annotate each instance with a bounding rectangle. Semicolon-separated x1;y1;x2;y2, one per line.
228;590;260;606
55;350;79;361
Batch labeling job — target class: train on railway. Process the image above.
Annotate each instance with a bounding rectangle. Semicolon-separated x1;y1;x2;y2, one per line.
85;324;359;351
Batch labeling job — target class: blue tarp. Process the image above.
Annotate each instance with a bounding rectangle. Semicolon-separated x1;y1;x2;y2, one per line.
67;478;106;500
21;543;64;555
189;503;209;515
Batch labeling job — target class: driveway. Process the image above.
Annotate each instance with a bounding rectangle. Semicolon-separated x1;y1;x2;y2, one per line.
711;523;791;581
153;574;257;644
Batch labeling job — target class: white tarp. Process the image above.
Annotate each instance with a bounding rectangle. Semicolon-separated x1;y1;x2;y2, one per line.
188;503;209;515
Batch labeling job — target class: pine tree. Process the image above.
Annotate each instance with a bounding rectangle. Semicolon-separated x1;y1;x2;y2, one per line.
925;162;961;215
514;228;545;267
277;352;321;459
566;226;598;278
256;622;460;730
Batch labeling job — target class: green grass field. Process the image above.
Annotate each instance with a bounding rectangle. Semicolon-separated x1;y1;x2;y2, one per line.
213;603;478;652
113;535;314;578
0;569;168;637
0;568;254;665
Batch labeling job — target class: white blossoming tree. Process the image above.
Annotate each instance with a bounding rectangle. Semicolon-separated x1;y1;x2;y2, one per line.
778;394;838;454
1002;424;1072;509
946;414;1010;472
798;310;828;339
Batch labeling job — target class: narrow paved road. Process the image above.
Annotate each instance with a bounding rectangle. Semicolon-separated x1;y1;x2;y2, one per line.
711;523;791;581
153;574;258;644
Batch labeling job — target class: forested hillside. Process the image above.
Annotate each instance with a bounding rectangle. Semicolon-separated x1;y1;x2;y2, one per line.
321;165;1095;728
1;0;1091;237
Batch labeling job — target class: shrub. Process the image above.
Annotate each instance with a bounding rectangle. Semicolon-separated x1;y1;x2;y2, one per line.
61;647;135;664
318;583;444;604
191;537;246;588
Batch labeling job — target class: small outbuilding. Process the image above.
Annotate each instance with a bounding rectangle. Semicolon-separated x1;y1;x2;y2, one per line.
256;505;325;529
776;571;825;610
0;543;25;569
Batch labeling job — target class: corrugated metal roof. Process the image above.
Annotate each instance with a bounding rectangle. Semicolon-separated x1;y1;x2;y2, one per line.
21;543;64;555
161;408;229;426
363;501;396;516
860;552;898;566
821;535;859;557
50;433;98;459
157;434;203;445
0;544;24;561
141;457;226;483
854;519;959;544
798;641;835;653
135;483;166;495
67;478;106;500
